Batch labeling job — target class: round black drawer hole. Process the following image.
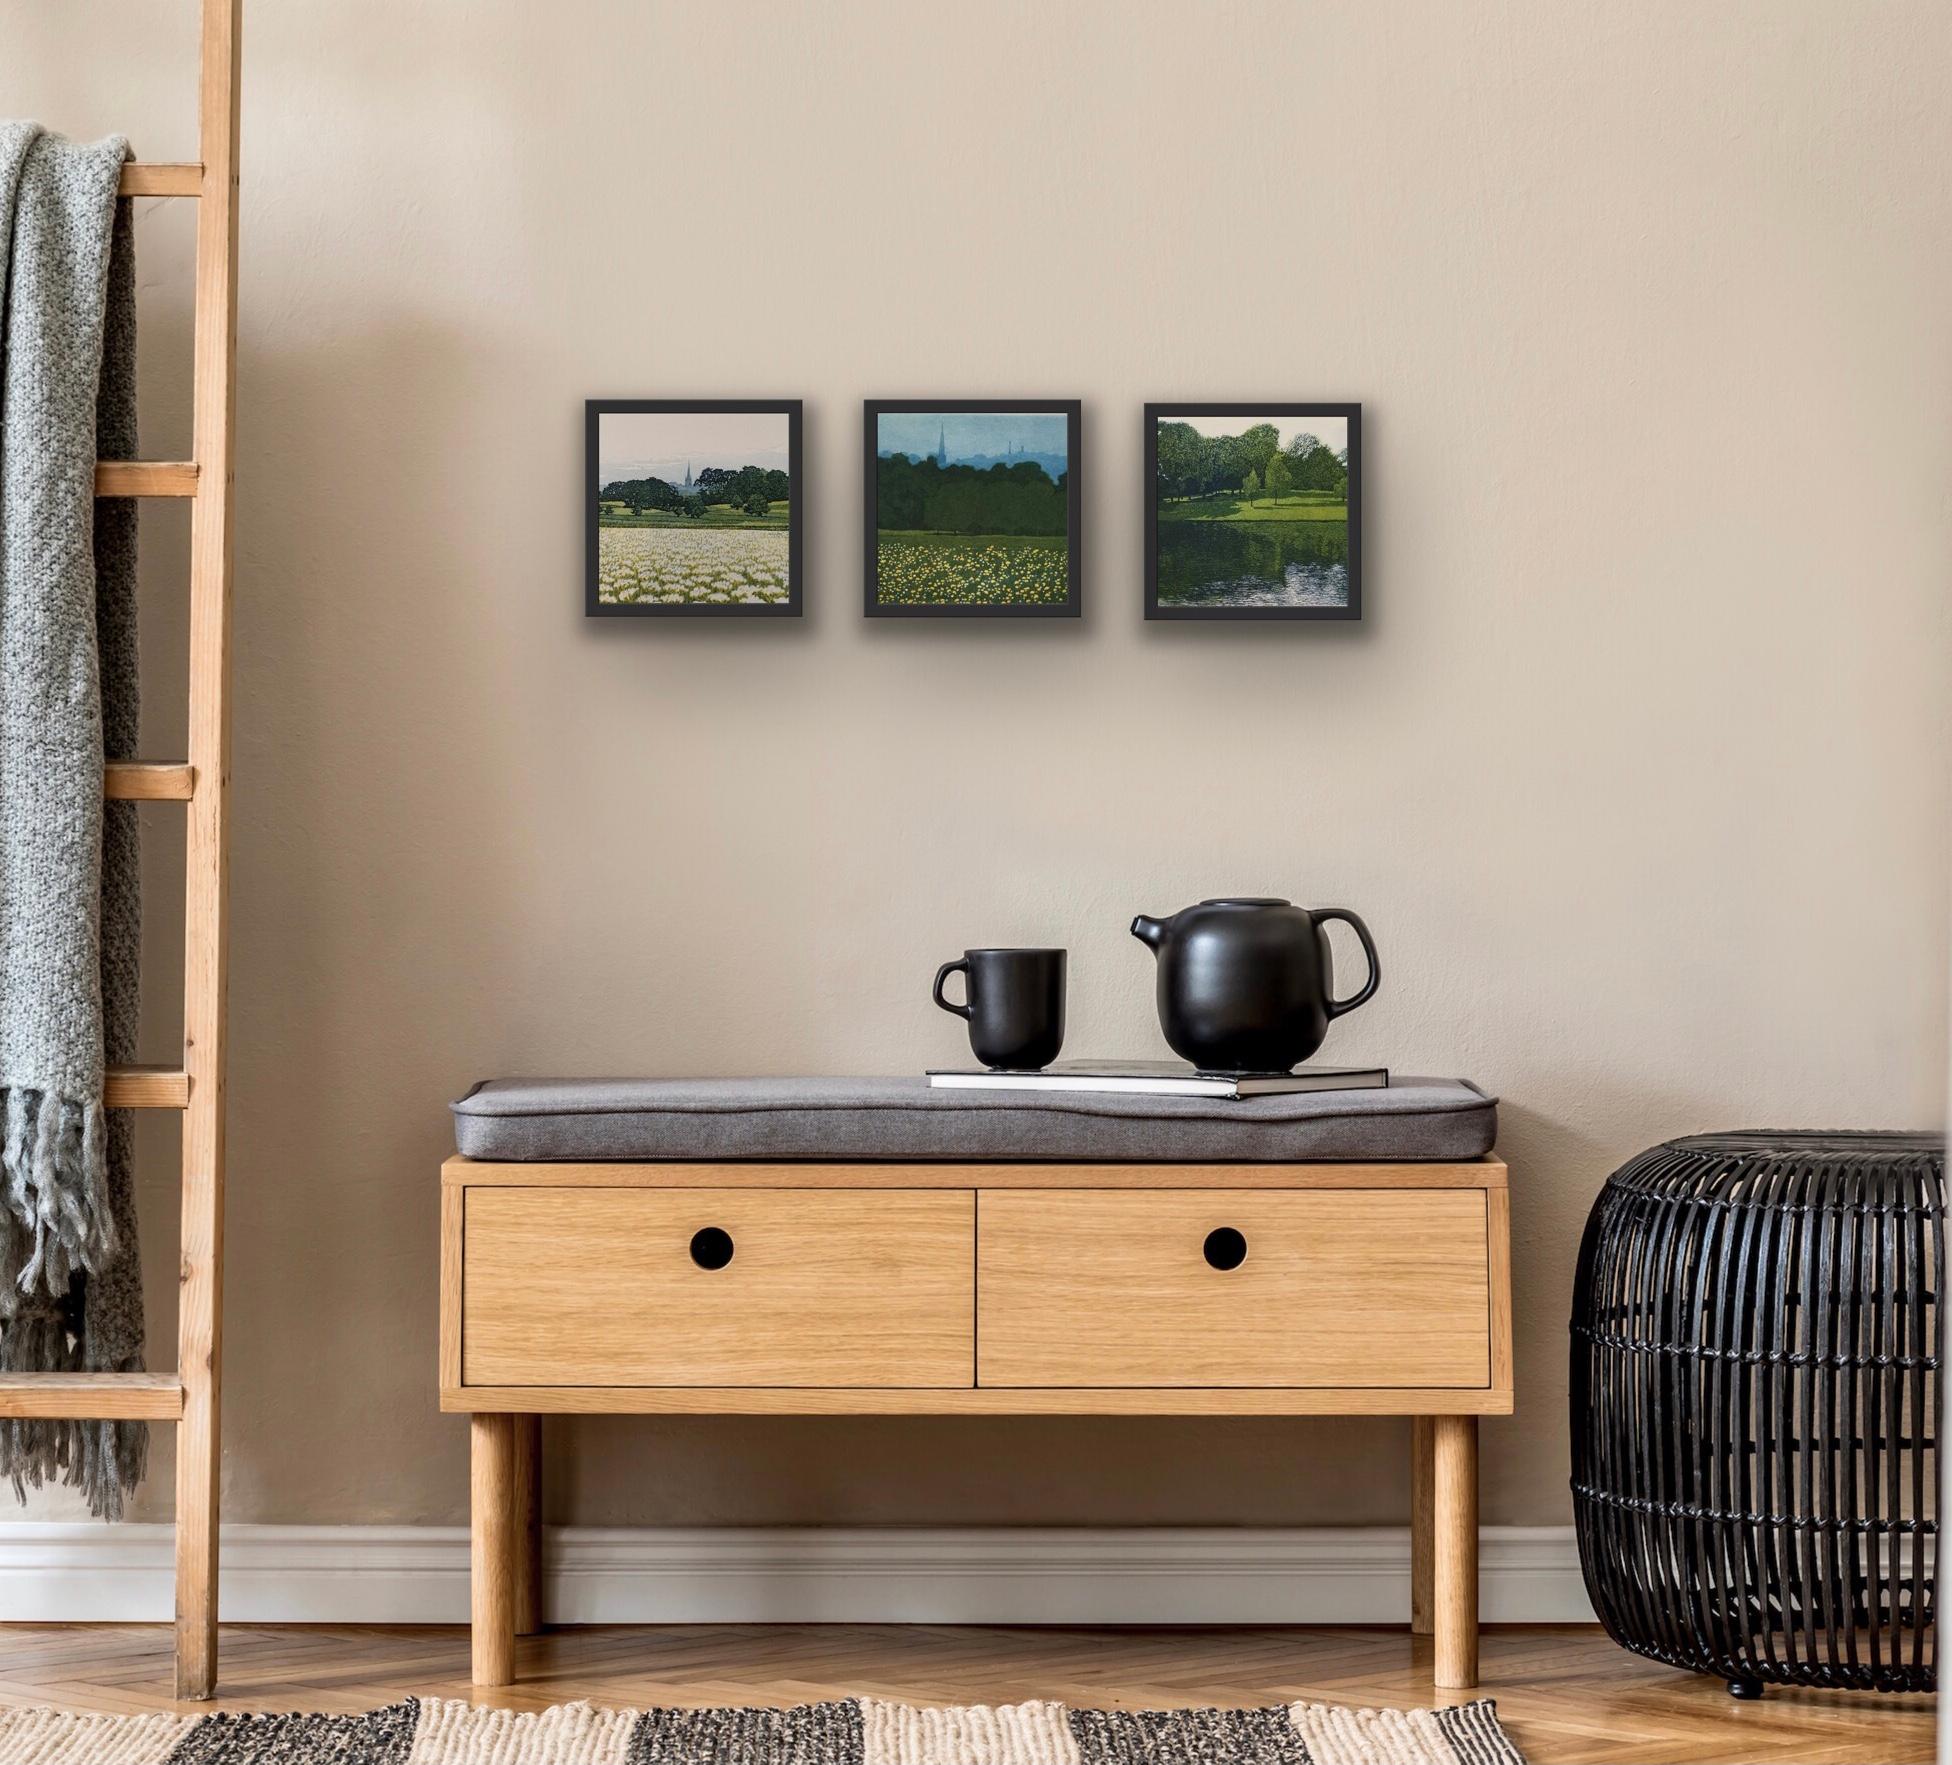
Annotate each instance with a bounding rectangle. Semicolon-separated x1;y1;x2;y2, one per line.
1203;1226;1248;1271
689;1226;735;1271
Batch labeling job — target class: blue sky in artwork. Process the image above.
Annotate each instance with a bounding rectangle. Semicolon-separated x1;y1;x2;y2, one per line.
877;411;1068;461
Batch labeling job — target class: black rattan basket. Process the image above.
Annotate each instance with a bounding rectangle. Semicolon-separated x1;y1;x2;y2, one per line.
1570;1130;1941;1696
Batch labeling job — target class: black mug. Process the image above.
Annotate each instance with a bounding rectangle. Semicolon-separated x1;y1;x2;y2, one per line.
932;948;1066;1071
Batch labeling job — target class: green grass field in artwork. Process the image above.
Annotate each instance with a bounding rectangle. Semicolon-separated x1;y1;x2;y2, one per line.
598;500;789;530
1158;489;1347;524
874;531;1067;607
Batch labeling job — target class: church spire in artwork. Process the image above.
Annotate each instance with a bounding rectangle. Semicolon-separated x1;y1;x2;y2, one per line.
937;424;947;468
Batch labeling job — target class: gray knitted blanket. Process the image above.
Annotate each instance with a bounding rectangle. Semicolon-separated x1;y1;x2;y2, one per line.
0;123;145;1517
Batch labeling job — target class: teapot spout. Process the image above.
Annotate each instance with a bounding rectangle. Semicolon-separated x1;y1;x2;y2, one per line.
1130;914;1168;951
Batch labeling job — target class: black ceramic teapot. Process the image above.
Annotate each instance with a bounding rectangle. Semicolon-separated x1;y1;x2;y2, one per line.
1130;898;1380;1075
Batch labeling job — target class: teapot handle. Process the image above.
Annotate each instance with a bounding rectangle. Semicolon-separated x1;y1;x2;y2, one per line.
1312;908;1380;1018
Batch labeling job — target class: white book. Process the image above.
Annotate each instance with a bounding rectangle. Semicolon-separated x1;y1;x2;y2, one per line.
926;1059;1389;1100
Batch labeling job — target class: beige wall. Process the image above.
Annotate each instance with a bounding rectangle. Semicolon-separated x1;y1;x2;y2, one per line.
9;0;1948;1529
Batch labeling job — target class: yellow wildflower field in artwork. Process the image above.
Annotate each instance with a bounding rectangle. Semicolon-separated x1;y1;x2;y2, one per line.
875;535;1067;608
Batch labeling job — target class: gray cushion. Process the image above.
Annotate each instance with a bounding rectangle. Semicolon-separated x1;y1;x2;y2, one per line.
450;1075;1496;1164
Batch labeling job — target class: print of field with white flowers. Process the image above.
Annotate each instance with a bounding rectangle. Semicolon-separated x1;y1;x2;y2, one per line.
597;525;790;606
874;533;1068;608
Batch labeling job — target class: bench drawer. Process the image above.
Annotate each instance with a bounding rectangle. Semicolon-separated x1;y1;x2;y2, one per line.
462;1188;974;1387
976;1190;1490;1388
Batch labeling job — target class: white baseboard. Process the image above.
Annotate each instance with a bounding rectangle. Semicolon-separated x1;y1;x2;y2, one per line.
0;1524;1593;1626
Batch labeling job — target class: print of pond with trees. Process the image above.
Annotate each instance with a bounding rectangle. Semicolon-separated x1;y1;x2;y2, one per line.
1154;419;1350;609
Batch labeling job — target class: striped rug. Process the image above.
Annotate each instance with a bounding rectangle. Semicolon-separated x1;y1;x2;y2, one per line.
0;1695;1524;1764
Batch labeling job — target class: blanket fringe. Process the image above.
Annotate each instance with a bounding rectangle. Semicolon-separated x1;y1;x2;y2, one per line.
0;1086;115;1303
0;1320;145;1519
0;1087;138;1518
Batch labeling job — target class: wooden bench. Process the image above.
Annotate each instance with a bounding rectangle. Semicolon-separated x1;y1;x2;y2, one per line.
441;1104;1511;1690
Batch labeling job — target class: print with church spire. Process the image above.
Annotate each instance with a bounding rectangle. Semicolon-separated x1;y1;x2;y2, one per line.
587;402;802;616
866;402;1081;616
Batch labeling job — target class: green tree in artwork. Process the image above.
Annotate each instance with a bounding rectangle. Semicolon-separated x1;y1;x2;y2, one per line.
1290;442;1345;493
1156;421;1208;500
743;492;771;516
874;452;1065;536
600;475;687;513
1238;423;1281;480
1241;467;1261;506
1263;452;1292;501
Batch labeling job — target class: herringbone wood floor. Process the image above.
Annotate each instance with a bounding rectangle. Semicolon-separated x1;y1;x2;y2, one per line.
0;1624;1929;1763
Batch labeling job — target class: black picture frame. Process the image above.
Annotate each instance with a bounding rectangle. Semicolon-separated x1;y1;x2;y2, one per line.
863;399;1082;619
1144;402;1362;621
586;399;804;618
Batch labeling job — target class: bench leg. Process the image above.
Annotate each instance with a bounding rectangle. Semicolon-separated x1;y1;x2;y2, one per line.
514;1414;542;1636
1411;1416;1435;1636
471;1414;518;1686
1432;1414;1479;1689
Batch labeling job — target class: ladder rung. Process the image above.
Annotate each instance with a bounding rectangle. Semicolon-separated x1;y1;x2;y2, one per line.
119;162;202;198
106;1066;191;1109
95;460;198;498
106;761;195;801
0;1373;184;1421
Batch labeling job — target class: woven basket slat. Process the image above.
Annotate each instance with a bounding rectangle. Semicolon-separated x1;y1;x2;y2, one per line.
1570;1131;1940;1694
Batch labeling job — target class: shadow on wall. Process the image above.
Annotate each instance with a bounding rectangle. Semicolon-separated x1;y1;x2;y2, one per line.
215;313;555;1523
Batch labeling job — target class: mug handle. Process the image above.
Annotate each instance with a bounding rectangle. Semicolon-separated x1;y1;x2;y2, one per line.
932;959;973;1020
1311;908;1380;1018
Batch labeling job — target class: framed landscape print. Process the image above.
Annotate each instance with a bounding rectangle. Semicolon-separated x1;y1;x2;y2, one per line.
586;400;802;617
864;400;1081;618
1145;403;1361;621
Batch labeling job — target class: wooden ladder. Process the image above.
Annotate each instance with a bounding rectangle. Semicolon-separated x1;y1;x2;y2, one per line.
0;0;240;1701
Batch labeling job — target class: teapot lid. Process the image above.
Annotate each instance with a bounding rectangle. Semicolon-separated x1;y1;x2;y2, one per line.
1201;896;1292;907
